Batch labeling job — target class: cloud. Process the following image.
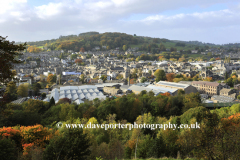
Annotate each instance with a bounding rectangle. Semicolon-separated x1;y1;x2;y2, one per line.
0;0;240;44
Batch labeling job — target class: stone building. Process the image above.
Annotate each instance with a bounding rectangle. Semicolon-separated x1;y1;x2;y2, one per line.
191;81;229;95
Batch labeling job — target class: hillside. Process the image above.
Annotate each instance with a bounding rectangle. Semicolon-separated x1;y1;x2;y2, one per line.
17;32;240;54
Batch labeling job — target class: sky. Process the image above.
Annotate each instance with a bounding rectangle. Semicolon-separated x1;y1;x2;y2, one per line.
1;0;240;44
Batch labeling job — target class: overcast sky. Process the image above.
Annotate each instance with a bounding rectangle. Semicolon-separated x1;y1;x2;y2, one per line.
1;0;240;44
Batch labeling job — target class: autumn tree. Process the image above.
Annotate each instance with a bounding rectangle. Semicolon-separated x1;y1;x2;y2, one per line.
166;73;175;82
204;77;213;82
47;74;56;84
75;59;82;65
80;47;85;52
27;46;42;53
0;36;26;85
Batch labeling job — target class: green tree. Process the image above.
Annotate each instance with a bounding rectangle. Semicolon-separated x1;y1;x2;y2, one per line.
237;95;240;100
0;36;26;85
100;75;107;82
0;138;18;160
122;45;127;51
210;58;215;61
224;71;228;80
33;83;41;96
49;97;55;108
80;74;85;83
70;54;78;60
43;128;91;160
148;70;152;76
59;53;63;59
4;81;17;101
41;92;46;99
207;52;212;57
17;84;28;97
140;77;148;83
154;69;166;82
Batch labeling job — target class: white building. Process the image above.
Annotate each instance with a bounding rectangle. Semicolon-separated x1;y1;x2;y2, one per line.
44;85;106;104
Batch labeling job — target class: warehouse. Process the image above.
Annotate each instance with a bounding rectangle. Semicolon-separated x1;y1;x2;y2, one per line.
44;85;106;104
156;81;198;95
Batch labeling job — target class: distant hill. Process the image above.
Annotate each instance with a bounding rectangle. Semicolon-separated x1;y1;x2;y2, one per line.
17;31;240;53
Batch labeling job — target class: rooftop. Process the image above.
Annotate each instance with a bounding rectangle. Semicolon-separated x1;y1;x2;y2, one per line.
211;95;235;103
157;81;190;89
192;81;221;87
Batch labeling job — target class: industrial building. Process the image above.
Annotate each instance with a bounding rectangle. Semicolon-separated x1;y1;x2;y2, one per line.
44;85;106;104
156;81;198;95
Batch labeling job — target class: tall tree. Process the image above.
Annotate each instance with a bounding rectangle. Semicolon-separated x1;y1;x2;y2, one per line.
0;36;26;85
4;81;17;101
17;84;28;97
123;45;127;51
33;83;41;96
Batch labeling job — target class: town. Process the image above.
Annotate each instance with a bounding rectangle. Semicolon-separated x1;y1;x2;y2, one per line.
3;39;240;106
1;33;240;160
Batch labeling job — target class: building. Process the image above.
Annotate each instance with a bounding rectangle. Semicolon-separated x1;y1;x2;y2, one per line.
191;81;229;95
220;88;235;96
156;81;198;95
103;87;122;95
127;84;178;96
211;95;235;103
44;85;106;104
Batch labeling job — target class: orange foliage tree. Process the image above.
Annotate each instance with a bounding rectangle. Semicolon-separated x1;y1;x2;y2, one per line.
166;73;175;82
27;46;42;53
0;127;22;149
158;56;164;61
75;59;82;65
20;125;53;155
130;79;136;84
80;47;85;52
161;92;171;97
204;77;213;82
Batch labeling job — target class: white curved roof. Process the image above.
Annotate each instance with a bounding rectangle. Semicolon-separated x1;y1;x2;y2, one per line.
48;86;106;103
72;94;79;100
